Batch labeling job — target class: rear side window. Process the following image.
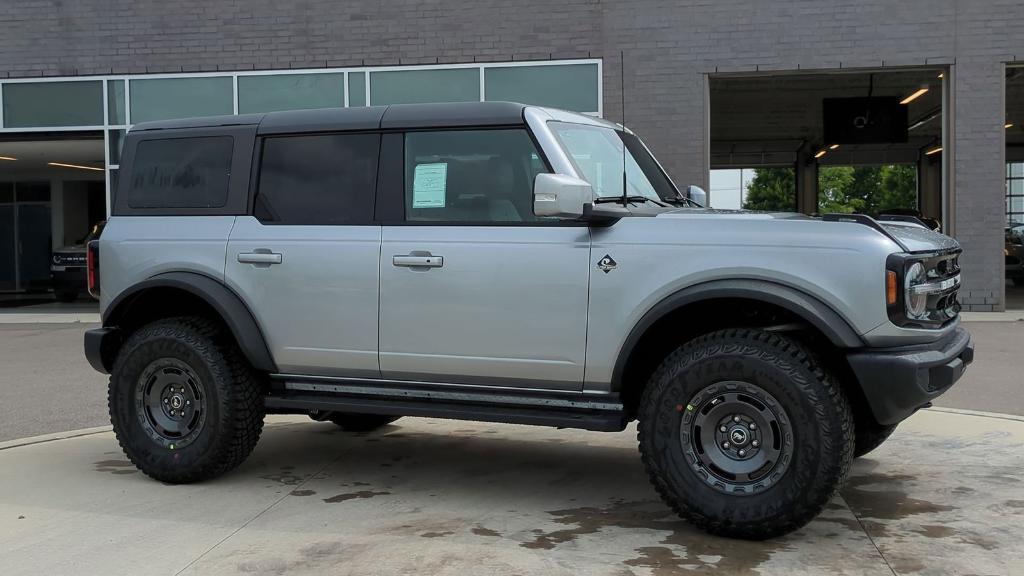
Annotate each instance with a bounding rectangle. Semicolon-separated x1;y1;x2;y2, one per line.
255;133;380;225
127;136;233;209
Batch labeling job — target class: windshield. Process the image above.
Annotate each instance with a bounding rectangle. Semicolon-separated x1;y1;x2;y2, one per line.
548;121;679;201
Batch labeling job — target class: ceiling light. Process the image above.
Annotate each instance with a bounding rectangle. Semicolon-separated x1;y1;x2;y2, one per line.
0;156;16;161
1006;123;1014;129
925;146;943;156
829;144;840;150
900;86;929;105
814;149;827;158
938;73;944;79
48;162;104;172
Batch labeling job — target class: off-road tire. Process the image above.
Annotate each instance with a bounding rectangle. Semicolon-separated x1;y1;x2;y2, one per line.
853;421;898;458
638;328;854;540
312;412;401;432
108;316;265;483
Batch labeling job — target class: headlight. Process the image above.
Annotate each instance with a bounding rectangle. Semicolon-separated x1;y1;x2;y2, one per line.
904;262;928;319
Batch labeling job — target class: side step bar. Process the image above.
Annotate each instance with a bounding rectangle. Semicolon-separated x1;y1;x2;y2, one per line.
265;377;628;432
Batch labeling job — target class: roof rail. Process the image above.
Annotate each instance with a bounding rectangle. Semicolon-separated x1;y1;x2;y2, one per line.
820;213;910;251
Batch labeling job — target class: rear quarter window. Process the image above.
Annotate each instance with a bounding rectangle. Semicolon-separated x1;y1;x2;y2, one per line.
126;136;233;209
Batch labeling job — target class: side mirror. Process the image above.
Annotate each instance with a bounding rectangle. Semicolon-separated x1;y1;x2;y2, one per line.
686;185;707;207
534;173;592;219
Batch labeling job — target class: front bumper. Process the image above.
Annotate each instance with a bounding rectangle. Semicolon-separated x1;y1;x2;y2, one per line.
847;326;973;426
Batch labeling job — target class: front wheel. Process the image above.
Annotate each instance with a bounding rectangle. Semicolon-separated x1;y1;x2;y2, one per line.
638;329;854;540
108;317;265;483
853;421;898;458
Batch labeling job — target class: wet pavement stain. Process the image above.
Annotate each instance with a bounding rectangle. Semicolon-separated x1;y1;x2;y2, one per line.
521;500;782;575
93;460;137;475
841;472;955;520
322;490;390;504
421;531;454;538
471;526;502;537
290;489;316;497
913;524;955;538
259;472;305;486
236;541;353;575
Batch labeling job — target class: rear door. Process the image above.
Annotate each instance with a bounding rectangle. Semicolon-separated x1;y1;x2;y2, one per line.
377;128;591;390
225;132;382;377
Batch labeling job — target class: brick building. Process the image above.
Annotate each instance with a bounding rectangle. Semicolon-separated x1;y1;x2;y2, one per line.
0;0;1021;309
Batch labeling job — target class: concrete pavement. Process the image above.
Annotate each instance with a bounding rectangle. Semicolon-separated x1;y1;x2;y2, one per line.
2;409;1022;576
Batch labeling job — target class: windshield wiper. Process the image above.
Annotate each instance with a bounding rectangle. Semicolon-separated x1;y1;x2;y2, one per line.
594;195;667;207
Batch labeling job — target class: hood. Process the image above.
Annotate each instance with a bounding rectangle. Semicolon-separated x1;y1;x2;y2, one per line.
878;221;959;253
655;208;958;253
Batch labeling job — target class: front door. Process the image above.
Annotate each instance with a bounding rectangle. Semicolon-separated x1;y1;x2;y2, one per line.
225;132;382;377
378;129;591;390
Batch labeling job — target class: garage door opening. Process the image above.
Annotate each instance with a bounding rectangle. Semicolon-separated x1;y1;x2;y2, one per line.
0;134;105;300
1006;66;1024;309
708;69;946;227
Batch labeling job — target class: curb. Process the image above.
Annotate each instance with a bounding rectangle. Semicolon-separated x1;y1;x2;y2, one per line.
0;426;112;451
924;406;1024;423
0;314;101;324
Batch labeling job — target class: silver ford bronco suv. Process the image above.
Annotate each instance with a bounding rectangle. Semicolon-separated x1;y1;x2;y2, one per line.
84;102;972;539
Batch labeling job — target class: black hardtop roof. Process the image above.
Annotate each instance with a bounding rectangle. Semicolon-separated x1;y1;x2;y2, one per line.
130;101;529;134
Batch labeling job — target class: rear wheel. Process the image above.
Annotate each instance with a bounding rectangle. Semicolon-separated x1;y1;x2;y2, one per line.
108;317;265;483
638;329;854;539
310;411;400;432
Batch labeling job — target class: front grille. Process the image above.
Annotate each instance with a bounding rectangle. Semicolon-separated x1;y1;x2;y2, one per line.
53;253;87;267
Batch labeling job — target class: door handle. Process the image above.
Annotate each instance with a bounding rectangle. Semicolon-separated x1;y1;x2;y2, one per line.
238;252;283;265
393;254;443;268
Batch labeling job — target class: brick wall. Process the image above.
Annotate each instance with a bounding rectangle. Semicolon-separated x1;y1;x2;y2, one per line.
0;0;1022;309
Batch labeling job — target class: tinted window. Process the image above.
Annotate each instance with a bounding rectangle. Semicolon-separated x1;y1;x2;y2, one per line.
127;137;233;209
256;133;379;225
404;130;547;222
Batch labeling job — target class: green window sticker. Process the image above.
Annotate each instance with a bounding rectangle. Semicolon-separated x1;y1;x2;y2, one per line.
413;162;447;208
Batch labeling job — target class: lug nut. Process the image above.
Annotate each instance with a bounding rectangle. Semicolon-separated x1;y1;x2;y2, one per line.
752;440;759;447
720;426;727;432
739;449;746;457
722;442;731;449
733;416;741;423
749;423;756;430
186;400;192;406
163;398;169;404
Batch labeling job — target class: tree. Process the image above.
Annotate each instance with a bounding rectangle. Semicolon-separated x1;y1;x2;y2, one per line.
743;168;795;211
818;166;858;213
877;164;918;212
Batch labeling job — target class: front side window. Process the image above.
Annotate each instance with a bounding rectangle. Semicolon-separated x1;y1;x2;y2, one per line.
127;136;233;209
548;122;677;202
255;133;379;225
404;129;547;222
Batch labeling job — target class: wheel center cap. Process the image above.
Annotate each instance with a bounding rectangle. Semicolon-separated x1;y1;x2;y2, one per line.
170;394;184;410
729;427;749;446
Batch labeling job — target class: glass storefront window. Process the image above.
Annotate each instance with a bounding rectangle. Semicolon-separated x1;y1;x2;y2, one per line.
238;73;344;113
108;129;125;165
485;63;599;113
348;72;366;107
129;77;233;123
107;80;126;125
3;81;104;128
370;68;479;105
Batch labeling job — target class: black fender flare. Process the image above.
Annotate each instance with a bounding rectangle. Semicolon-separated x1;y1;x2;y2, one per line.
102;271;277;373
611;278;865;389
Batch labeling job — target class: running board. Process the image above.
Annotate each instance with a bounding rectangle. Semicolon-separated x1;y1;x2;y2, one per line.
265;377;628;432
